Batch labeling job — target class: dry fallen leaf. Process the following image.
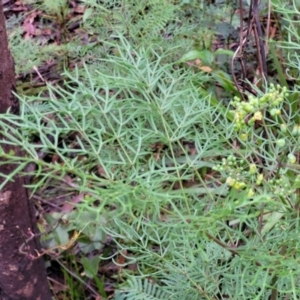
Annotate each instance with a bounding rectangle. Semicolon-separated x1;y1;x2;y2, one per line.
200;65;213;72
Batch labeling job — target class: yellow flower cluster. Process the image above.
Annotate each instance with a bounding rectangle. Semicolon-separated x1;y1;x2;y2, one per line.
230;84;287;131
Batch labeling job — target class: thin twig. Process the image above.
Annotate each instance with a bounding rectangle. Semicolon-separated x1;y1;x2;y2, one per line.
53;257;100;298
265;0;271;54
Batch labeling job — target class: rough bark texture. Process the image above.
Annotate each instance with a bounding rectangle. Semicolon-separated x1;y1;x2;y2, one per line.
0;3;52;300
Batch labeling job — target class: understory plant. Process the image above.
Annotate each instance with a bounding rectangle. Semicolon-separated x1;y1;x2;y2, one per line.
1;34;300;299
3;0;300;299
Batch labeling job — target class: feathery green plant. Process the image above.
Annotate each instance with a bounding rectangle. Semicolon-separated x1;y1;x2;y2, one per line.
0;36;233;298
114;278;171;300
2;34;300;298
3;0;300;299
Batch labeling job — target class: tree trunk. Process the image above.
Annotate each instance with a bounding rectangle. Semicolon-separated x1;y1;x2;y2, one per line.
0;3;52;300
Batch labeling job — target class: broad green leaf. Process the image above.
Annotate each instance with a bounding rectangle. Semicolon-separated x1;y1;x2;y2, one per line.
80;256;101;278
179;49;214;65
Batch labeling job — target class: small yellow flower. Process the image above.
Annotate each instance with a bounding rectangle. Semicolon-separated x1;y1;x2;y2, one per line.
233;181;246;190
256;173;264;185
253;111;262;121
270;108;281;116
288;153;296;164
240;133;248;141
226;177;236;187
234;112;240;121
247;188;255;197
249;164;257;174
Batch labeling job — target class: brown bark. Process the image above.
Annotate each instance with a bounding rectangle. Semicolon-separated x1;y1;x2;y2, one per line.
0;3;52;300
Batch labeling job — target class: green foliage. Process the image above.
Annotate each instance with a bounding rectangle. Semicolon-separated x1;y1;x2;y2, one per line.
114;278;171;300
3;34;300;298
22;0;69;18
8;0;239;77
0;36;234;298
269;0;300;122
82;0;177;46
9;27;65;75
1;36;227;198
4;0;300;299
